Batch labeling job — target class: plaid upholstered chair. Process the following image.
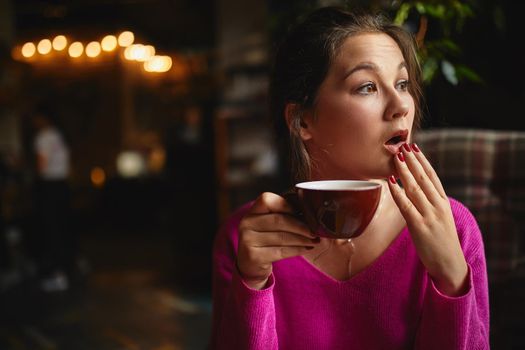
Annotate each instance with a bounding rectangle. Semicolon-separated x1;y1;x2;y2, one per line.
415;129;525;280
415;128;525;347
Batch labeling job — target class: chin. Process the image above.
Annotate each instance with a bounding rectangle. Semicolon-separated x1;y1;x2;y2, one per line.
372;161;398;180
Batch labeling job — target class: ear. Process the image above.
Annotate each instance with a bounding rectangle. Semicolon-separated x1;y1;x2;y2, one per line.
284;103;313;141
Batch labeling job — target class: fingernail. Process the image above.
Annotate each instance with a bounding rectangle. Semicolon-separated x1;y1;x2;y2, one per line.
397;152;405;162
411;143;420;152
403;143;411;152
389;175;397;185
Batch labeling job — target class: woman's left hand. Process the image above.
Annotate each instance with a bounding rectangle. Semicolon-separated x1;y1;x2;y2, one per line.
387;143;469;296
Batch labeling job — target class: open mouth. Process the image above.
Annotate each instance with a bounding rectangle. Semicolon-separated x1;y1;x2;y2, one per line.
386;134;405;145
384;129;409;154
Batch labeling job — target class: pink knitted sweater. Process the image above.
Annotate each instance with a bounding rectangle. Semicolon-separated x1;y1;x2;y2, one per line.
211;198;489;349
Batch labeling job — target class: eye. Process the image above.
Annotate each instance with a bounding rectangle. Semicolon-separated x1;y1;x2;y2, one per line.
356;82;377;95
396;80;410;92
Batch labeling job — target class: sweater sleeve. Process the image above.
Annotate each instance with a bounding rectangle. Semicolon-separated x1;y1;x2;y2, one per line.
210;204;279;349
415;198;490;350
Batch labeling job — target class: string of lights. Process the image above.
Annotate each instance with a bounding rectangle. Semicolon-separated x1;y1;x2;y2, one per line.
13;31;172;73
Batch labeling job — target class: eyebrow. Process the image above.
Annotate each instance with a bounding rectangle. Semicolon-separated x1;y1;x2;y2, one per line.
343;61;408;80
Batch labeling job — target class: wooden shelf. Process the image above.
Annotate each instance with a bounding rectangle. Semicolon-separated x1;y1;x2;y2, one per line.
214;102;279;221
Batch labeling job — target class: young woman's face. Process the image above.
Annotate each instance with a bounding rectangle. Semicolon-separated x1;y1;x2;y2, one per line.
300;33;415;180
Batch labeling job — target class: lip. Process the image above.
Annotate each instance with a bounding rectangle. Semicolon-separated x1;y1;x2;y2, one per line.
383;129;409;155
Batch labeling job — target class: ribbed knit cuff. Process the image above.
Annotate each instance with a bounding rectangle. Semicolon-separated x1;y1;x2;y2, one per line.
233;267;276;293
231;268;277;348
429;264;473;300
232;267;276;317
424;264;475;348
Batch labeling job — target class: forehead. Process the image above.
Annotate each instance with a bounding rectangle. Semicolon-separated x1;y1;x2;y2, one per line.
332;33;405;71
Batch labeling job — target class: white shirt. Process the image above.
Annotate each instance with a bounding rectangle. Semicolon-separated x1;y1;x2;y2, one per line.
34;127;70;180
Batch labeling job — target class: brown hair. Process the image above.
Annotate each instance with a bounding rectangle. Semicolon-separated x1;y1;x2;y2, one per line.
269;7;423;183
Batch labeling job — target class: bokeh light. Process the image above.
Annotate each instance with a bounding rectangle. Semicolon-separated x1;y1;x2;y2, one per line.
130;44;145;61
90;167;106;188
124;45;134;60
52;35;68;51
101;35;117;52
68;42;84;58
117;152;145;178
141;45;156;62
144;56;172;73
118;31;134;47
86;41;101;58
148;147;166;173
37;39;52;55
21;42;36;58
124;44;155;62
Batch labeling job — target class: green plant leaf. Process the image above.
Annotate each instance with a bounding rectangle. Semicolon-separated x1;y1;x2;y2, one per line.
425;4;447;19
415;2;426;15
422;57;439;83
452;1;474;18
443;39;460;52
455;64;484;83
441;60;458;85
427;39;461;56
394;3;412;25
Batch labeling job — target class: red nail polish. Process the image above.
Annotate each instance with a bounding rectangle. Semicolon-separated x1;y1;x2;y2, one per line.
411;143;420;152
403;143;411;152
389;175;397;184
397;152;405;162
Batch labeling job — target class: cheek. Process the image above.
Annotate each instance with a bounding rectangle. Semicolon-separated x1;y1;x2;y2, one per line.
314;100;382;146
407;95;416;120
323;120;380;158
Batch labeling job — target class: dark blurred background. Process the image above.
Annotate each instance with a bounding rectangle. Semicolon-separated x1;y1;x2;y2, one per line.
0;0;524;349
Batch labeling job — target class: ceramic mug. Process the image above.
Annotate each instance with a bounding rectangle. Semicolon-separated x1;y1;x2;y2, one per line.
287;180;382;239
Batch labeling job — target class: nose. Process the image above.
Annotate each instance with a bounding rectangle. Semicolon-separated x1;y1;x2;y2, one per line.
385;90;410;120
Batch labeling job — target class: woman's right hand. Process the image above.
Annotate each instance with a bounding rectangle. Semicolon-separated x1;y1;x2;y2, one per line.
236;192;320;289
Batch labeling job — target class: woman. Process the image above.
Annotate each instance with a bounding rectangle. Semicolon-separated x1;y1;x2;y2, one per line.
211;7;489;349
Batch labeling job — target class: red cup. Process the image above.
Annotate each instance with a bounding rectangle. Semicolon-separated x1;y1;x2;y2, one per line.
295;180;381;239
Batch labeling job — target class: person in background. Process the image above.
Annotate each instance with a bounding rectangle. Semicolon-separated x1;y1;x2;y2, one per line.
211;7;489;349
32;104;74;292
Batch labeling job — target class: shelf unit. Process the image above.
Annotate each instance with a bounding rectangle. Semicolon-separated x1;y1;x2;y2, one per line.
214;100;280;222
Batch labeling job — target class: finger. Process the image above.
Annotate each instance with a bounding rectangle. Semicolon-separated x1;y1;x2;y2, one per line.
243;213;315;238
394;151;430;215
387;174;421;223
257;245;315;262
249;231;320;248
400;143;442;206
411;143;447;199
250;192;295;215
